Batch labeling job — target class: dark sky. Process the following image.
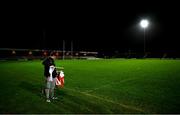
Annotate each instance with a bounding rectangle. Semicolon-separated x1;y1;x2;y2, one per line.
1;1;180;53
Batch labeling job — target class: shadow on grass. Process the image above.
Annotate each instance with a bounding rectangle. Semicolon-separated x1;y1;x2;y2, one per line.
18;81;45;98
18;81;67;99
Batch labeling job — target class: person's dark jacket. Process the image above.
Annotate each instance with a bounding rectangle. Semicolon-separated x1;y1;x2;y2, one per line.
52;68;57;78
42;57;56;77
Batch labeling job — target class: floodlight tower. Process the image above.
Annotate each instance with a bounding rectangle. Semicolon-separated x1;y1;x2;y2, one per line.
140;19;149;55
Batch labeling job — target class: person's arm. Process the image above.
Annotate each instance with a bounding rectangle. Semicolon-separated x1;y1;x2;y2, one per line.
55;67;64;69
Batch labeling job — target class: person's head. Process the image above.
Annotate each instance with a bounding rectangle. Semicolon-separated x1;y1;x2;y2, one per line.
49;52;55;59
50;55;55;59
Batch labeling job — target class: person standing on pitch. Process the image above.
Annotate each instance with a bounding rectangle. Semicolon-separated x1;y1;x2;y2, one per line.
42;53;58;102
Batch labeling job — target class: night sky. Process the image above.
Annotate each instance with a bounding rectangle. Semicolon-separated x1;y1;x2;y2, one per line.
1;2;180;53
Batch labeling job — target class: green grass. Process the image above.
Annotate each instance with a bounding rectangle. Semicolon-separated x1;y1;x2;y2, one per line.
0;59;180;113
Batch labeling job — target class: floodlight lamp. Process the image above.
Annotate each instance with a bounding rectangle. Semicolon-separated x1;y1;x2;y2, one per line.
140;19;149;28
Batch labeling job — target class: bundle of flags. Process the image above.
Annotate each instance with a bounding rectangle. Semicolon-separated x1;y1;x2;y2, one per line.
56;70;65;88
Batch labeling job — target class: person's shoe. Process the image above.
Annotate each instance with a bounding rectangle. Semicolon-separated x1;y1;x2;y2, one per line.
46;99;51;102
52;97;58;100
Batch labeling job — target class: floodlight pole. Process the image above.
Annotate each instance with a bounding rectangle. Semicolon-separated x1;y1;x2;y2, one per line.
71;40;73;59
144;28;146;54
63;40;65;60
140;19;149;56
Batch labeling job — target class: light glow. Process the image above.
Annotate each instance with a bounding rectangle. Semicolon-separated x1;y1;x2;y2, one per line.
140;19;149;28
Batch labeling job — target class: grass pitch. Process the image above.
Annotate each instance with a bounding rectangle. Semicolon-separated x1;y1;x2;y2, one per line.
0;59;180;113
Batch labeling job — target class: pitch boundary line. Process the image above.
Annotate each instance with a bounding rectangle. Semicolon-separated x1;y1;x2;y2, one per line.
83;77;139;93
64;87;145;113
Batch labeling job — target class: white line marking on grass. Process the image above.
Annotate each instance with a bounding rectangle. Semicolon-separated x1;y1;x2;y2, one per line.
83;77;139;93
64;87;145;113
84;84;111;93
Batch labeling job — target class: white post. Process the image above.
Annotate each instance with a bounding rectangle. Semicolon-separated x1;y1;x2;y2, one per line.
63;40;65;60
71;40;73;59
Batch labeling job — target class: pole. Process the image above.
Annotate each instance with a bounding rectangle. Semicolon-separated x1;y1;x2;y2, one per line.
63;40;65;60
144;28;146;55
71;40;73;59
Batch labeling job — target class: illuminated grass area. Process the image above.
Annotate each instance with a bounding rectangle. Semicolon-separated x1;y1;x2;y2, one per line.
0;59;180;113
